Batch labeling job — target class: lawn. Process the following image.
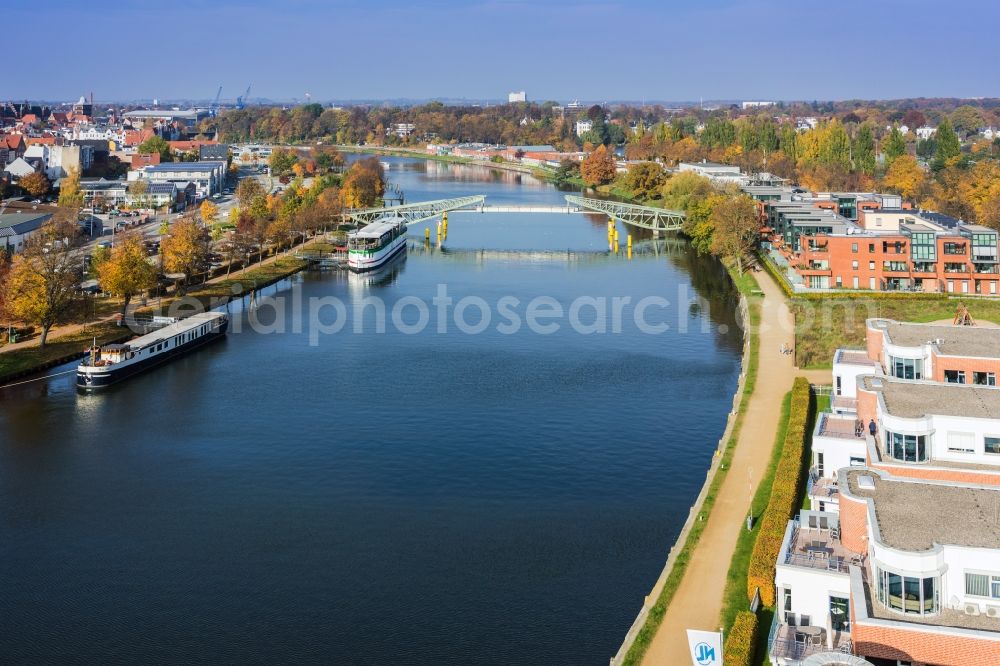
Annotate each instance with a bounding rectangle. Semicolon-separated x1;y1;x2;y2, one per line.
792;296;1000;368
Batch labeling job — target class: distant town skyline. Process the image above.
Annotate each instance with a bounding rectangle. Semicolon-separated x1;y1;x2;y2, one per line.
10;0;1000;103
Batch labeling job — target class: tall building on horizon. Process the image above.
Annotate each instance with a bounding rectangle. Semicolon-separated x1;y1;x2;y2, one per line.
508;91;526;103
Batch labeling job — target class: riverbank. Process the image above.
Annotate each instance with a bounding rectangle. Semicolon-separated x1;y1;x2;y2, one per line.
0;238;327;387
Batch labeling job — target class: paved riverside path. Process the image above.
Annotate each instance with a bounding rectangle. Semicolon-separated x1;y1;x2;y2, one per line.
641;270;805;665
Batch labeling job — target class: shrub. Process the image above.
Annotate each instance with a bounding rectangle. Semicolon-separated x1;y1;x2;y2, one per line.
746;377;812;606
723;611;758;666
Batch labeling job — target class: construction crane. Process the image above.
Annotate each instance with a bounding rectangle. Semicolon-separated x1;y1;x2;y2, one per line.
210;86;222;116
236;83;252;110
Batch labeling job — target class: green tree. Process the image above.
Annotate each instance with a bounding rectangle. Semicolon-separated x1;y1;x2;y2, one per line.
854;123;876;175
882;125;907;168
137;135;173;162
934;118;961;171
552;159;579;186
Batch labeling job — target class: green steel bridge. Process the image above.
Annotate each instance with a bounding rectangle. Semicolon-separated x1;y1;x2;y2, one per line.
345;195;685;233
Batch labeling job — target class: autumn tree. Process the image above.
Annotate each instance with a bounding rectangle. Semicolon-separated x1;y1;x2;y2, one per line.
882;155;926;201
269;148;299;176
235;176;266;210
710;194;760;275
200;199;219;226
619;162;665;200
96;232;157;313
137;135;173;162
933;118;961;170
951;105;984;137
58;167;84;208
19;171;51;198
161;217;210;283
129;179;151;209
2;212;83;346
339;158;385;208
580;145;616;186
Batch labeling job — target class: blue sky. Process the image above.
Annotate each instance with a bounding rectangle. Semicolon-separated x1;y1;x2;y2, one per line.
12;0;1000;103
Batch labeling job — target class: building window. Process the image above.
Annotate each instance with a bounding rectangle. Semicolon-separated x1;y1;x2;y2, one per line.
878;567;938;614
886;431;928;462
868;243;876;253
944;242;967;255
852;243;858;253
945;370;967;384
965;572;1000;599
986;437;1000;455
974;371;997;386
889;357;922;380
869;261;875;270
947;432;975;454
852;260;859;269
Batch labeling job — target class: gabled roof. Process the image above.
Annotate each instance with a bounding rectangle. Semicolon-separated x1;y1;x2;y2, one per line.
3;157;36;177
0;212;52;236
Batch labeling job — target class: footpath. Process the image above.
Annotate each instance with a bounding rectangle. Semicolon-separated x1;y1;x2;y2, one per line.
641;270;816;664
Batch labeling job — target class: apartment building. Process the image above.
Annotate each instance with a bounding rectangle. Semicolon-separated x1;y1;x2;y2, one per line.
770;319;1000;665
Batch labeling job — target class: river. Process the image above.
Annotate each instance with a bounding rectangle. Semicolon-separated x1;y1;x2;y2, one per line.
0;156;743;665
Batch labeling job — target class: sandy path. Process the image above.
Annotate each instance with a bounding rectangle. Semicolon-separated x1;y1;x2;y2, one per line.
641;270;803;664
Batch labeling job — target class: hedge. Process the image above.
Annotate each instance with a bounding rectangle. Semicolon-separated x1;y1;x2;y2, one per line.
723;610;758;666
746;377;813;606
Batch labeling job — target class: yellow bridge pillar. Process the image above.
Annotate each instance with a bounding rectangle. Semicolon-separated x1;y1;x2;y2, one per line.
627;234;633;260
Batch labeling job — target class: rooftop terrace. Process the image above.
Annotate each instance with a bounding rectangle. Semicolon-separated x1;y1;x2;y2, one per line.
845;469;1000;551
860;376;1000;420
870;318;1000;359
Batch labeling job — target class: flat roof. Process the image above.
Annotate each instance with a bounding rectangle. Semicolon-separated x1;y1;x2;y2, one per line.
860;375;1000;420
845;469;1000;551
871;318;1000;359
126;312;225;349
350;217;405;238
145;161;225;172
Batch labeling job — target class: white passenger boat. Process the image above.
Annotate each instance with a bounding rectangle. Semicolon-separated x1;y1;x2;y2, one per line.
347;216;407;272
77;312;228;390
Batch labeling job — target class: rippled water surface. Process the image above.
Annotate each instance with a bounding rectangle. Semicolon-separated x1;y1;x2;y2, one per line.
0;157;742;664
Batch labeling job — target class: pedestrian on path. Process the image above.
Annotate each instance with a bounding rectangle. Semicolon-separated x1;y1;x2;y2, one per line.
869;419;877;437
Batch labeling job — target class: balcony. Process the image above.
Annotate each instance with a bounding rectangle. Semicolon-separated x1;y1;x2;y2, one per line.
808;471;840;505
780;513;859;575
831;395;858;413
768;615;853;664
882;263;909;274
817;413;866;440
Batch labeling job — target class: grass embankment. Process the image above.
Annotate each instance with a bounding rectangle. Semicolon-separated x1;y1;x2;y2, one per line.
792;296;1000;369
0;322;127;384
761;251;1000;369
621;264;762;666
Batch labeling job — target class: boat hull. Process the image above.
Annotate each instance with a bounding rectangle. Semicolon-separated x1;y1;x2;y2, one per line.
77;320;228;390
348;236;407;273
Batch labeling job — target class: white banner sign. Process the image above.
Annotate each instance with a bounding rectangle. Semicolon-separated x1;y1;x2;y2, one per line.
686;629;723;666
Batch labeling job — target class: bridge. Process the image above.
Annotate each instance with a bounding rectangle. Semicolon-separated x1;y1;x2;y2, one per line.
346;195;486;225
346;195;685;233
563;196;685;233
